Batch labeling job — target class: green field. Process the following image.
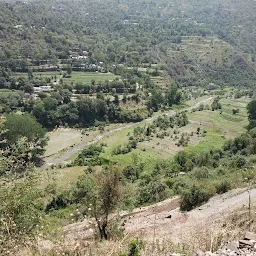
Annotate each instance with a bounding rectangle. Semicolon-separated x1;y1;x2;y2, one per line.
186;97;249;153
96;96;250;168
13;71;119;84
39;166;86;190
0;89;20;96
64;72;119;84
41;96;251;188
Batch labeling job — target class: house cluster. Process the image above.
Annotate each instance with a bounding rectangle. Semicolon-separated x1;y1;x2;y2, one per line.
69;50;89;60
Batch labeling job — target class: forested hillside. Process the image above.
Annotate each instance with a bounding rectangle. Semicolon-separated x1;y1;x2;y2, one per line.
1;0;256;255
0;0;256;85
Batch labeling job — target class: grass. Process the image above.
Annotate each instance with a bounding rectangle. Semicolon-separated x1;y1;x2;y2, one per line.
39;166;86;190
44;128;84;157
98;124;159;170
64;72;119;84
0;88;20;95
13;71;119;84
185;96;249;153
97;96;249;167
185;127;225;154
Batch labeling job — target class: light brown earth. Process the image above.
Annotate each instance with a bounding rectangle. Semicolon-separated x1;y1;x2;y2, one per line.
122;188;256;244
63;188;256;247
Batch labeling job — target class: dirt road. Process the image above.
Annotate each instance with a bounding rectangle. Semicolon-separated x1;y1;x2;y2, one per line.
41;97;213;168
62;188;256;247
123;188;256;243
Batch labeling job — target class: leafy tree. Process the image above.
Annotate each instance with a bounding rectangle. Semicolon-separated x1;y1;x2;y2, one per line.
3;113;48;165
66;64;72;76
146;89;164;112
84;165;124;239
247;100;256;130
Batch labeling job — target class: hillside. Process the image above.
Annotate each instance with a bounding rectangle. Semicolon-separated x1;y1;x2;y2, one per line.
0;0;256;86
1;0;256;255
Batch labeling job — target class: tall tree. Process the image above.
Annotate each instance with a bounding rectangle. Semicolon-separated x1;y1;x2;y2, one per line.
247;100;256;130
84;165;124;240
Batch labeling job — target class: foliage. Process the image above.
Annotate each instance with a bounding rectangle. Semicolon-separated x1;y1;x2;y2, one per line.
4;113;47;155
0;115;47;174
180;184;213;211
73;144;105;166
0;175;42;253
215;180;232;194
247;100;256;130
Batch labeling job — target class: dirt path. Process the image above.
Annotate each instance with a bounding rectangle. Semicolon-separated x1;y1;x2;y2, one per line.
41;97;213;168
123;188;256;243
62;188;256;247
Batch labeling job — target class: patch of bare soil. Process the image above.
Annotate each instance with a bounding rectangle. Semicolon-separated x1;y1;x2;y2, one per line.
123;188;256;244
60;188;256;248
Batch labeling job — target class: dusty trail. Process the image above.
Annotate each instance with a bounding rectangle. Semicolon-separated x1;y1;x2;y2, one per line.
123;188;256;243
41;97;213;168
62;188;256;246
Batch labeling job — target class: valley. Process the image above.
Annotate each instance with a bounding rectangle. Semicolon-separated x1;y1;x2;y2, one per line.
0;0;256;255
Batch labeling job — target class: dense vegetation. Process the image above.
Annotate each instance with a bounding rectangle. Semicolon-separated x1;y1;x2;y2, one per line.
1;0;256;254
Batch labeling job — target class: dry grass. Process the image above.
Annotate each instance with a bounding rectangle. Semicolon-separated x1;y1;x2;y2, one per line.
38;166;86;190
44;128;84;157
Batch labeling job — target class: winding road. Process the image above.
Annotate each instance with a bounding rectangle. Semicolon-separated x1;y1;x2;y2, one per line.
41;96;213;169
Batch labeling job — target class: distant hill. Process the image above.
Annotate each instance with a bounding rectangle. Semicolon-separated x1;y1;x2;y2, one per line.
0;0;256;86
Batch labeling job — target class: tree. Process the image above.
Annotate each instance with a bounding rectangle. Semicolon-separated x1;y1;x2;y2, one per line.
247;100;256;130
66;64;72;76
146;89;164;112
165;86;182;106
3;113;48;165
180;184;212;211
85;165;124;239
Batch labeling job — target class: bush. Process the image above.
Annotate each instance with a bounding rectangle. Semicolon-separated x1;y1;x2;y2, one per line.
180;185;213;211
215;180;231;194
119;239;144;256
190;167;210;180
0;175;42;253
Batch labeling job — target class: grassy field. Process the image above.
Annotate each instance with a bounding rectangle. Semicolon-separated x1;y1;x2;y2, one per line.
42;95;250;187
64;72;119;84
13;71;119;84
0;89;20;96
44;128;84;157
186;96;249;153
39;166;86;190
97;96;250;168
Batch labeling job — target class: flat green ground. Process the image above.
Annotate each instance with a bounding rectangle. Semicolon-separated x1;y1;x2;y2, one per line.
0;89;20;95
13;71;119;84
186;97;249;153
63;72;119;84
100;125;160;170
98;96;250;167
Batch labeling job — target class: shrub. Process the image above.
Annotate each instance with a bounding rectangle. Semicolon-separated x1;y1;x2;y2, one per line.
190;167;210;180
180;185;213;211
215;180;232;194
